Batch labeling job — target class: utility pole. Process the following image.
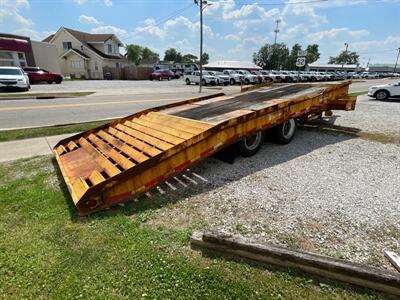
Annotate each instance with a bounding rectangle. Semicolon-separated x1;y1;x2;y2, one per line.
341;42;349;71
273;19;281;70
394;48;400;73
273;19;281;45
195;0;207;93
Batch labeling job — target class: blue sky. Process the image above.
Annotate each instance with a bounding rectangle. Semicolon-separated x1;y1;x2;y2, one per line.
1;0;400;65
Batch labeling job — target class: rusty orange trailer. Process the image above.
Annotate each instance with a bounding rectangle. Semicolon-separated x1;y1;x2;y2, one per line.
54;81;356;215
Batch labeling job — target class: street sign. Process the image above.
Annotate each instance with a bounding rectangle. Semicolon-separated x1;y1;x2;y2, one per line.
296;57;306;67
297;50;307;57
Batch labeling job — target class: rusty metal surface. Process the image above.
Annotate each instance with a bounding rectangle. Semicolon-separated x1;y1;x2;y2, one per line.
53;81;356;215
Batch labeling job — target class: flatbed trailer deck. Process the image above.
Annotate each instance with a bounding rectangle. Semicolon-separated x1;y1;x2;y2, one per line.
54;81;356;215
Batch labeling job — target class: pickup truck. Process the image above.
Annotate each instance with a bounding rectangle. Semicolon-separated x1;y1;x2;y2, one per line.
184;71;217;86
368;81;400;100
222;70;245;85
261;71;282;83
237;70;259;84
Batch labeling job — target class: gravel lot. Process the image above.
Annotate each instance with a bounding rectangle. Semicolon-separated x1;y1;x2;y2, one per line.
146;94;400;271
327;94;400;140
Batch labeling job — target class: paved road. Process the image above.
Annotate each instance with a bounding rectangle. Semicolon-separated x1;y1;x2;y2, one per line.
0;79;397;130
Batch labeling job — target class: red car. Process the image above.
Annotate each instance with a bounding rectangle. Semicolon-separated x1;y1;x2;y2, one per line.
23;67;63;84
149;70;174;81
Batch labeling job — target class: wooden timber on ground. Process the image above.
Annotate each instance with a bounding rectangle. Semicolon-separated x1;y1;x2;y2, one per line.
190;231;400;297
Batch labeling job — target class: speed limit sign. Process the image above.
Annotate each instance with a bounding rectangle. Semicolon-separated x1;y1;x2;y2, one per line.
296;57;306;67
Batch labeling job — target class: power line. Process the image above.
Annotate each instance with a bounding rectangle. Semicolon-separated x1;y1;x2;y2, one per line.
119;3;195;43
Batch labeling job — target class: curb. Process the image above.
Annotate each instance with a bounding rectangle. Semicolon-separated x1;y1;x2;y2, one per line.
0;91;95;100
0;117;120;132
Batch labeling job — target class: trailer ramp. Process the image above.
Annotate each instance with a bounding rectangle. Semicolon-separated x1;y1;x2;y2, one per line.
54;82;356;215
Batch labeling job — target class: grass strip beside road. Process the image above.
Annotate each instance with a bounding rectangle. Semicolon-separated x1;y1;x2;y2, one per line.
0;120;112;142
0;155;386;299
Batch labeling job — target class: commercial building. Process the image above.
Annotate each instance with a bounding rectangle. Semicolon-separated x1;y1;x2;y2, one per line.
306;63;363;73
204;61;262;71
0;33;35;68
0;33;60;73
367;64;397;73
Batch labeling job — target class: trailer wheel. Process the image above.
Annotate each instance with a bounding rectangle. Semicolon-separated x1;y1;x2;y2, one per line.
273;118;296;144
237;131;265;157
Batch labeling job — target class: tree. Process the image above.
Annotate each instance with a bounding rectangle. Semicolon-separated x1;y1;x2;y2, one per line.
181;54;198;63
306;44;320;65
125;44;143;65
253;43;289;70
164;48;182;62
328;51;360;65
125;44;159;65
142;47;159;61
201;52;209;64
286;43;302;70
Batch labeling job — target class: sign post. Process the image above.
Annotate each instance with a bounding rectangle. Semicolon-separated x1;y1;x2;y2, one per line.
296;51;307;82
296;57;306;82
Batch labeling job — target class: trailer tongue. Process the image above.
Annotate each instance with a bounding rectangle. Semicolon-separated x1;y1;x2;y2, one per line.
54;81;356;215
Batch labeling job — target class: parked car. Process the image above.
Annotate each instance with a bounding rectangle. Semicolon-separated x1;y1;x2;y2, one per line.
149;70;174;81
222;70;245;85
23;67;63;84
361;72;379;79
251;71;270;83
280;71;298;82
260;71;280;82
236;70;259;84
368;81;400;100
208;71;230;85
0;67;30;91
184;70;217;86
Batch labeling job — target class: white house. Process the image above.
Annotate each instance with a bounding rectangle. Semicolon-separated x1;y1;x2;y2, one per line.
43;27;131;79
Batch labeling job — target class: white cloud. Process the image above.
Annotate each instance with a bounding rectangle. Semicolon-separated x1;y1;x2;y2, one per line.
134;16;214;40
0;0;33;26
91;26;129;39
306;28;370;43
135;18;166;39
103;0;113;7
348;30;370;37
79;14;102;25
12;28;55;41
351;35;400;50
74;0;112;6
224;34;240;41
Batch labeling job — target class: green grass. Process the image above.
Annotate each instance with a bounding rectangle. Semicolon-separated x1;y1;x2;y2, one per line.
0;156;387;299
0;120;113;142
349;91;368;97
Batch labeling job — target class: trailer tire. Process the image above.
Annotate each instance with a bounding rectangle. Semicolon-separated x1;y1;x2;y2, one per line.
237;131;265;157
273;118;296;144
